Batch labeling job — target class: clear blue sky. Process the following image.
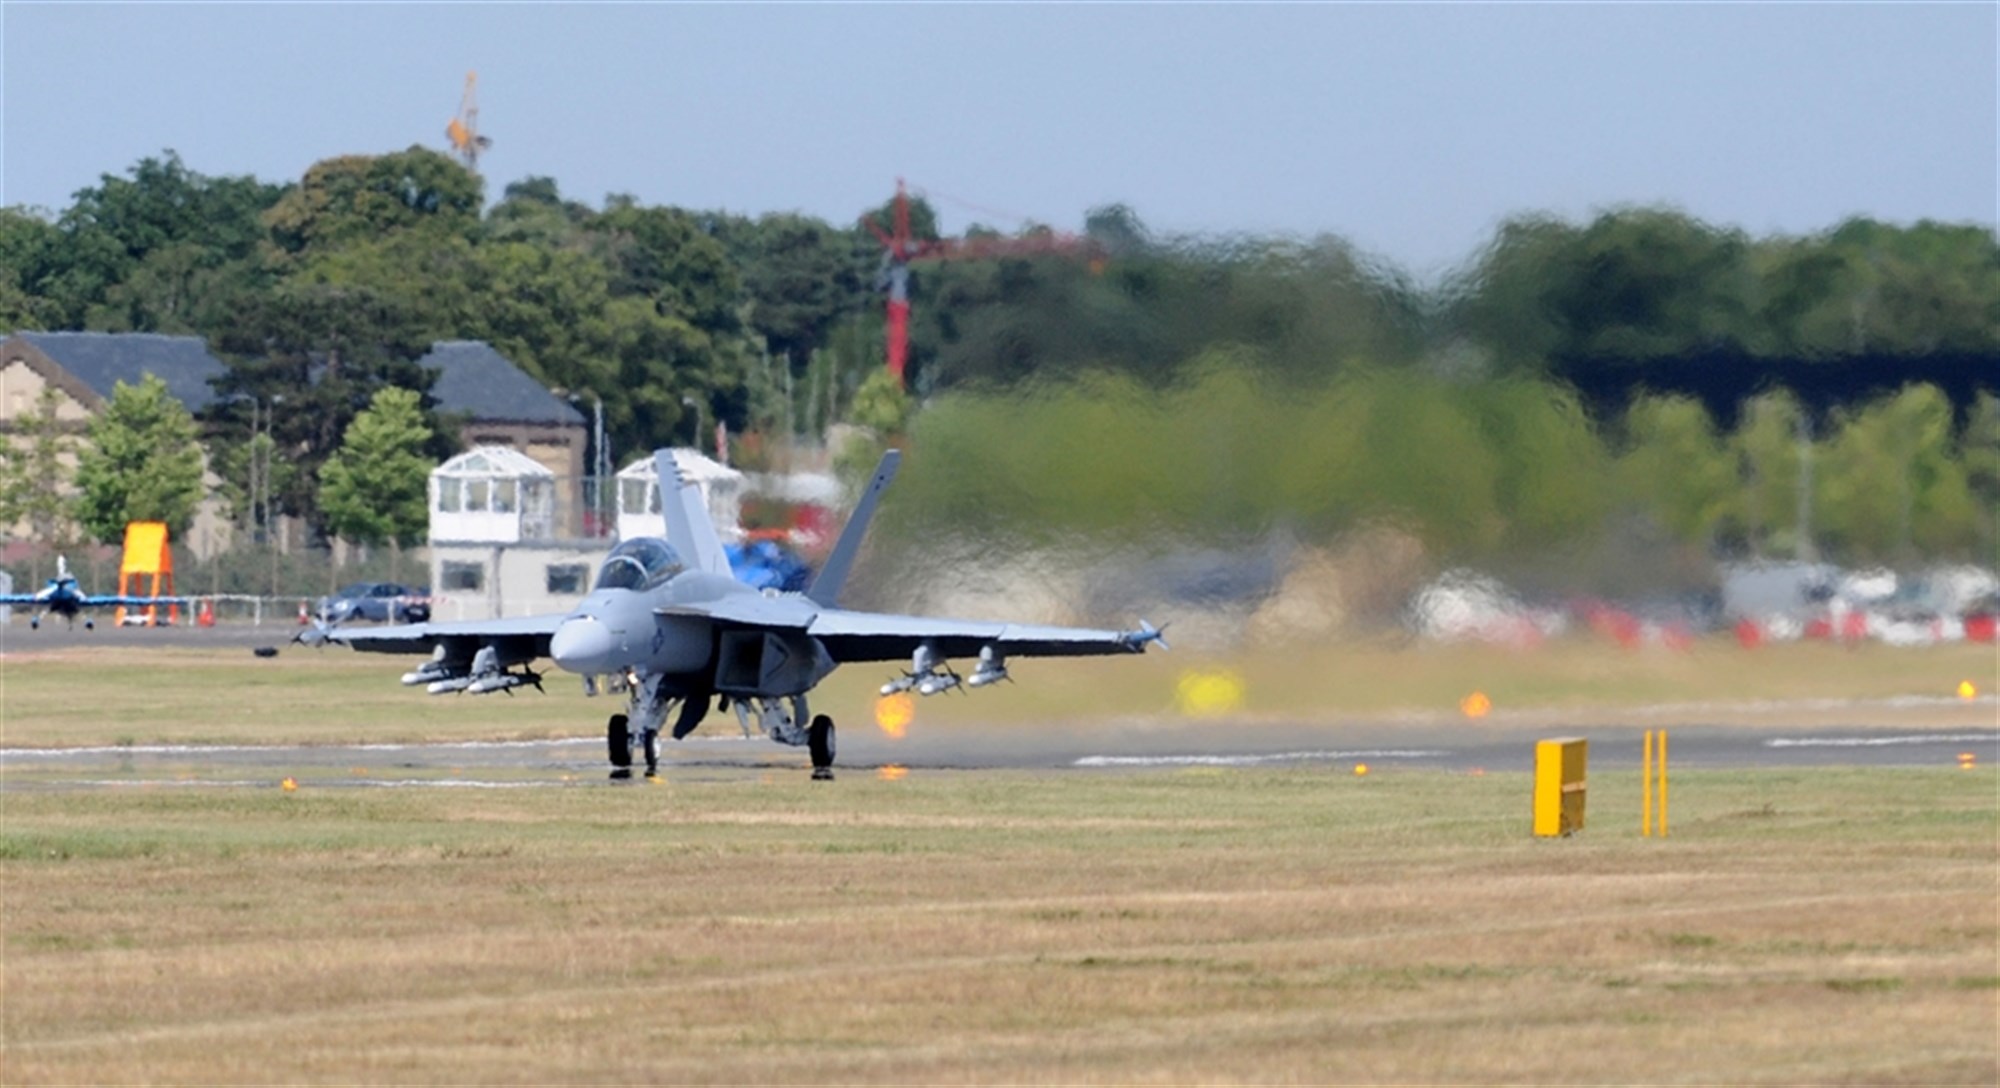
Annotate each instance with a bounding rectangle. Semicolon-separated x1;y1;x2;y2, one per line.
4;3;1994;278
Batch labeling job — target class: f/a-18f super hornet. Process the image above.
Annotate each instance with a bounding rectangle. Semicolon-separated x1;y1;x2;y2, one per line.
307;449;1165;780
0;556;188;630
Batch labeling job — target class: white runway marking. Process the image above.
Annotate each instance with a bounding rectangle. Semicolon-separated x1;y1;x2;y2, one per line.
0;738;595;759
59;778;565;790
1625;694;1996;715
1073;749;1447;768
1764;732;1999;749
0;734;763;760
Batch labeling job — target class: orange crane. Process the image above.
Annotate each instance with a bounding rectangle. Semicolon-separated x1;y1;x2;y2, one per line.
445;71;492;171
863;179;1098;387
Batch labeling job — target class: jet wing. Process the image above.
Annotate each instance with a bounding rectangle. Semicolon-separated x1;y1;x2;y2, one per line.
0;593;184;606
315;612;566;659
805;607;1156;664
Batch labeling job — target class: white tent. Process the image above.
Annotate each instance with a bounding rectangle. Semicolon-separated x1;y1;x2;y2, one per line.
615;448;743;543
430;445;556;543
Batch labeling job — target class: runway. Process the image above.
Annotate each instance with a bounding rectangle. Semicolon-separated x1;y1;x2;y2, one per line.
4;715;1992;791
0;619;294;653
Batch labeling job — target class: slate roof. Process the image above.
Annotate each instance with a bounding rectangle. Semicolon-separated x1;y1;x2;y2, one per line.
14;331;228;413
418;341;587;427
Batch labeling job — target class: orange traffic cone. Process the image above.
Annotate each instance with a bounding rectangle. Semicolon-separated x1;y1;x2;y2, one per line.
298;599;311;625
198;598;215;627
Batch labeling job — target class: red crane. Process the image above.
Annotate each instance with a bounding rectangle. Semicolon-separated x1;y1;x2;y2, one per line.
862;179;1096;387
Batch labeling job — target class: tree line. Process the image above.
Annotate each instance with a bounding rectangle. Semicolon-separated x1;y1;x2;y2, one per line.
883;366;1996;575
1;147;1993;564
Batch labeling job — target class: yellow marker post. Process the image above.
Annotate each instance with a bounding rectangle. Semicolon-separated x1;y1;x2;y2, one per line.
1533;738;1587;837
1642;730;1652;837
1643;730;1669;837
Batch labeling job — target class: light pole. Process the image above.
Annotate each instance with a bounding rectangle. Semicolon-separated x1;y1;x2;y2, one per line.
682;395;706;453
263;394;283;598
567;391;611;534
593;394;608;517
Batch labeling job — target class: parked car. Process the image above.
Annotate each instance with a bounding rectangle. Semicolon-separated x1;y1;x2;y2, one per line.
317;582;431;625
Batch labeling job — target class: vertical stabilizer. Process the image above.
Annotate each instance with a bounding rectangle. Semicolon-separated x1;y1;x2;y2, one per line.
807;449;901;607
653;449;732;577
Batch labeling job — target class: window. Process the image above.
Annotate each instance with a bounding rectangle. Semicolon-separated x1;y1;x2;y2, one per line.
620;477;657;516
466;479;489;512
437;477;462;512
594;537;685;591
493;479;517;513
546;563;588;595
441;561;484;592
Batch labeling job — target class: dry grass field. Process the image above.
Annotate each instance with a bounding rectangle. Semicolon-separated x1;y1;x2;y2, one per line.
3;638;1995;1082
2;766;1995;1083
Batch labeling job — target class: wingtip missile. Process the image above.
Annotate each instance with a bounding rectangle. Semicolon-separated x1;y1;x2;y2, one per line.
1126;620;1169;652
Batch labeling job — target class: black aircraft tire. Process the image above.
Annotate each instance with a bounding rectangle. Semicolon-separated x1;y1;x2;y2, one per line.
808;714;836;770
607;714;632;768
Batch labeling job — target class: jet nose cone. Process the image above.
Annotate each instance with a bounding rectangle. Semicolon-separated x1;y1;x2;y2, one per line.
550;616;615;674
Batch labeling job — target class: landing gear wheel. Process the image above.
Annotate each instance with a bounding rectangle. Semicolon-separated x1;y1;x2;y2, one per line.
808;714;836;781
607;713;632;779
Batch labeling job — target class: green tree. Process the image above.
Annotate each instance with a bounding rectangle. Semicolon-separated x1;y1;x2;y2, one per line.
72;376;207;543
1442;214;1577;370
1817;384;1977;561
590;203;742;333
319;386;434;555
0;207;65;329
1469;377;1609;549
1618;394;1732;548
46;151;286;332
0;386;81;547
734;213;868;366
264;148;482;257
1964;392;1999;561
485;175;595;247
847;365;914;436
1729;390;1808;557
206;280;441;539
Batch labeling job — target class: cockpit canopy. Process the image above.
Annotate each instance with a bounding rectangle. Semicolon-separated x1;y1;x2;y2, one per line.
594;537;685;592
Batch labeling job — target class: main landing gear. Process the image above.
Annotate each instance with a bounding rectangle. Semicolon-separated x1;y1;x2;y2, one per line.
604;700;838;783
809;714;836;782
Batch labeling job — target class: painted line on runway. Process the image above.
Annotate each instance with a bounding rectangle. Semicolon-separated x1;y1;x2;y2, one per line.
1764;732;2000;749
1074;749;1447;768
0;738;595;759
0;734;765;760
49;778;567;790
1623;694;1997;716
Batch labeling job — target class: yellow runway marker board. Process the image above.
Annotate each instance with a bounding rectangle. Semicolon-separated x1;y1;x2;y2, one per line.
1534;737;1587;837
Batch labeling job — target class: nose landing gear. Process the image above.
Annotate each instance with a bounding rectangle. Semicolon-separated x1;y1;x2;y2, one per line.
605;713;660;780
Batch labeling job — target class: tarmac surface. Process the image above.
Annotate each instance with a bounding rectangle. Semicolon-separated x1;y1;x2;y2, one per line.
4;713;1993;791
0;618;297;652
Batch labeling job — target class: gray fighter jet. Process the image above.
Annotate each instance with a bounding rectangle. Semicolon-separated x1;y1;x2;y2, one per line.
309;449;1164;780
